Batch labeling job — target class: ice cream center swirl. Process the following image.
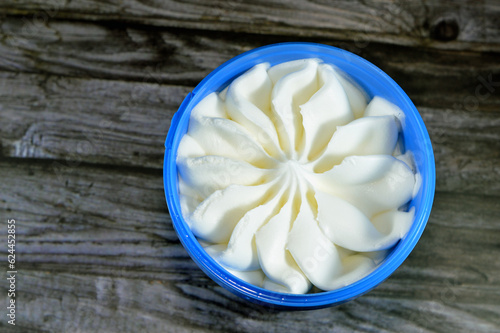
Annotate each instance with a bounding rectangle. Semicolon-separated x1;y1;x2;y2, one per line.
177;59;417;294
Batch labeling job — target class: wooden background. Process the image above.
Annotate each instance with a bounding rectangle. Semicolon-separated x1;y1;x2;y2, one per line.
1;1;499;332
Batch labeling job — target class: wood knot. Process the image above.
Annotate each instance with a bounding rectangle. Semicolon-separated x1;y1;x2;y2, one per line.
430;17;459;42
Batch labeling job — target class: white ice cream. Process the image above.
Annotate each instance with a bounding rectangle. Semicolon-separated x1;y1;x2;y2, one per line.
176;58;418;294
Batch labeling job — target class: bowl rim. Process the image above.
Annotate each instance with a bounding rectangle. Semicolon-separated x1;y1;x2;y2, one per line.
163;42;436;309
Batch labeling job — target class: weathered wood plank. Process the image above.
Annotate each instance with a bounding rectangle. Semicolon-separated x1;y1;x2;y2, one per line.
421;106;500;197
1;71;499;195
0;2;497;332
0;159;499;332
0;17;499;110
3;272;499;333
0;71;189;169
0;0;499;52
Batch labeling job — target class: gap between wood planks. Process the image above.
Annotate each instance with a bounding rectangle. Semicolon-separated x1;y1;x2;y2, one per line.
0;69;498;195
0;157;499;331
0;15;499;111
1;158;499;285
0;4;499;332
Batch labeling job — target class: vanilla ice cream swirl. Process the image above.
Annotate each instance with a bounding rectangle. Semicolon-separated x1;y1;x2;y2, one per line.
176;59;418;294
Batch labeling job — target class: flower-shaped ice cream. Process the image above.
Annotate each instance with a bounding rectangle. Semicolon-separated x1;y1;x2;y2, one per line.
177;59;417;294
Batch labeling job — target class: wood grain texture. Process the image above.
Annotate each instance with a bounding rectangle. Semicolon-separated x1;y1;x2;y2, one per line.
0;17;499;110
0;71;189;169
0;1;499;331
1;159;499;332
0;71;499;195
0;0;499;52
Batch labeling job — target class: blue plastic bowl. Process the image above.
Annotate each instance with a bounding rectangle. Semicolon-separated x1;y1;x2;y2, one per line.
163;42;435;309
